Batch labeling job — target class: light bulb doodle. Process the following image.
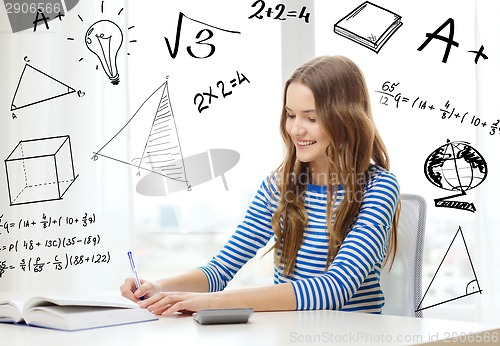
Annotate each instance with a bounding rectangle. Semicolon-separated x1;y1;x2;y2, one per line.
85;20;123;85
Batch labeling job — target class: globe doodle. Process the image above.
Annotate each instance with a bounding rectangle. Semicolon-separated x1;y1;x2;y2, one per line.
424;140;487;212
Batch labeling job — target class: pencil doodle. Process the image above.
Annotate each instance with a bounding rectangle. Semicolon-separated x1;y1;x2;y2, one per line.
10;63;79;112
194;70;250;113
375;81;500;138
32;7;66;31
92;77;190;191
164;12;241;59
417;18;488;64
248;1;311;23
1;252;109;278
424;140;487;212
334;1;402;53
85;20;123;85
416;226;482;312
66;1;136;82
0;211;100;280
4;135;79;206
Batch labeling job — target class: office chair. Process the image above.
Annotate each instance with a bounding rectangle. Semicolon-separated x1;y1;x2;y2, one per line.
380;194;427;318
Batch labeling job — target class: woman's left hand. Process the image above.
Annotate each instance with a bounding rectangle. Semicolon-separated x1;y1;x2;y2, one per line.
139;291;224;316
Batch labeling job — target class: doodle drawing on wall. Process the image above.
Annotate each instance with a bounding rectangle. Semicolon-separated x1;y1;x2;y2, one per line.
424;140;487;212
66;0;136;85
85;19;123;85
4;135;79;206
92;77;190;191
334;1;402;53
11;63;77;111
416;226;482;312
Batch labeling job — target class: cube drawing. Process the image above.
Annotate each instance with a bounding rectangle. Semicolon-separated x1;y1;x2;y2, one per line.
4;135;78;206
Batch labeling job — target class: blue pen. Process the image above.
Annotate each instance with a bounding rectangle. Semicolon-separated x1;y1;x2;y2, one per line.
127;251;145;301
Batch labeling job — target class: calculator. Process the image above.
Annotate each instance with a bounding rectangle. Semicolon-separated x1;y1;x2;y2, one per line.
193;308;254;325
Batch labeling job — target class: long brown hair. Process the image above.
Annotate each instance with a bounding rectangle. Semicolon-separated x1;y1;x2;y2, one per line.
270;55;399;276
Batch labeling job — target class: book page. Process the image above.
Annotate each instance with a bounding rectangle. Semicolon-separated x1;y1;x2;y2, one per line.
23;292;139;314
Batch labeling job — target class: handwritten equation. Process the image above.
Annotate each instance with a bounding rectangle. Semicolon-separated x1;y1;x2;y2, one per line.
0;252;111;277
1;235;101;253
194;71;250;113
165;12;241;59
0;212;96;235
375;81;500;137
0;211;109;279
248;1;310;23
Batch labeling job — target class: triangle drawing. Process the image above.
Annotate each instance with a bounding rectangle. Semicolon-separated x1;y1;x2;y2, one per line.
92;77;190;190
11;64;76;111
416;226;482;312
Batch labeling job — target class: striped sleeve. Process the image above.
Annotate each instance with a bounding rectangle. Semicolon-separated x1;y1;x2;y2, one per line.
291;171;400;310
198;178;276;292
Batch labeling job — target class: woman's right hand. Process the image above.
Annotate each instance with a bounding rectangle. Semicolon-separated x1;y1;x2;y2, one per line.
120;278;161;303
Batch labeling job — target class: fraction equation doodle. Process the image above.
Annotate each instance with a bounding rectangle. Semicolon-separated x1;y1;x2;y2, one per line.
194;71;250;113
0;235;101;253
248;1;310;23
0;212;96;235
375;81;500;137
0;252;111;278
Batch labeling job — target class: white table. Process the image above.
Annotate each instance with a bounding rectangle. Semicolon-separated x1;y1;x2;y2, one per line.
1;310;498;345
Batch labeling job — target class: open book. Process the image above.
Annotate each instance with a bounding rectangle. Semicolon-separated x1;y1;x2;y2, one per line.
0;292;158;331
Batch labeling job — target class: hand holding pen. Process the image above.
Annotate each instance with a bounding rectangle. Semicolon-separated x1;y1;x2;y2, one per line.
127;251;144;301
121;251;161;303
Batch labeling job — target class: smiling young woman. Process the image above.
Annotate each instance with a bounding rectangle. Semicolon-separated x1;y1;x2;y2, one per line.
121;55;400;316
285;82;330;184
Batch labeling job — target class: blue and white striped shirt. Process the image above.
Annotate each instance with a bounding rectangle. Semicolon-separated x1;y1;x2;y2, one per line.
199;165;400;313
